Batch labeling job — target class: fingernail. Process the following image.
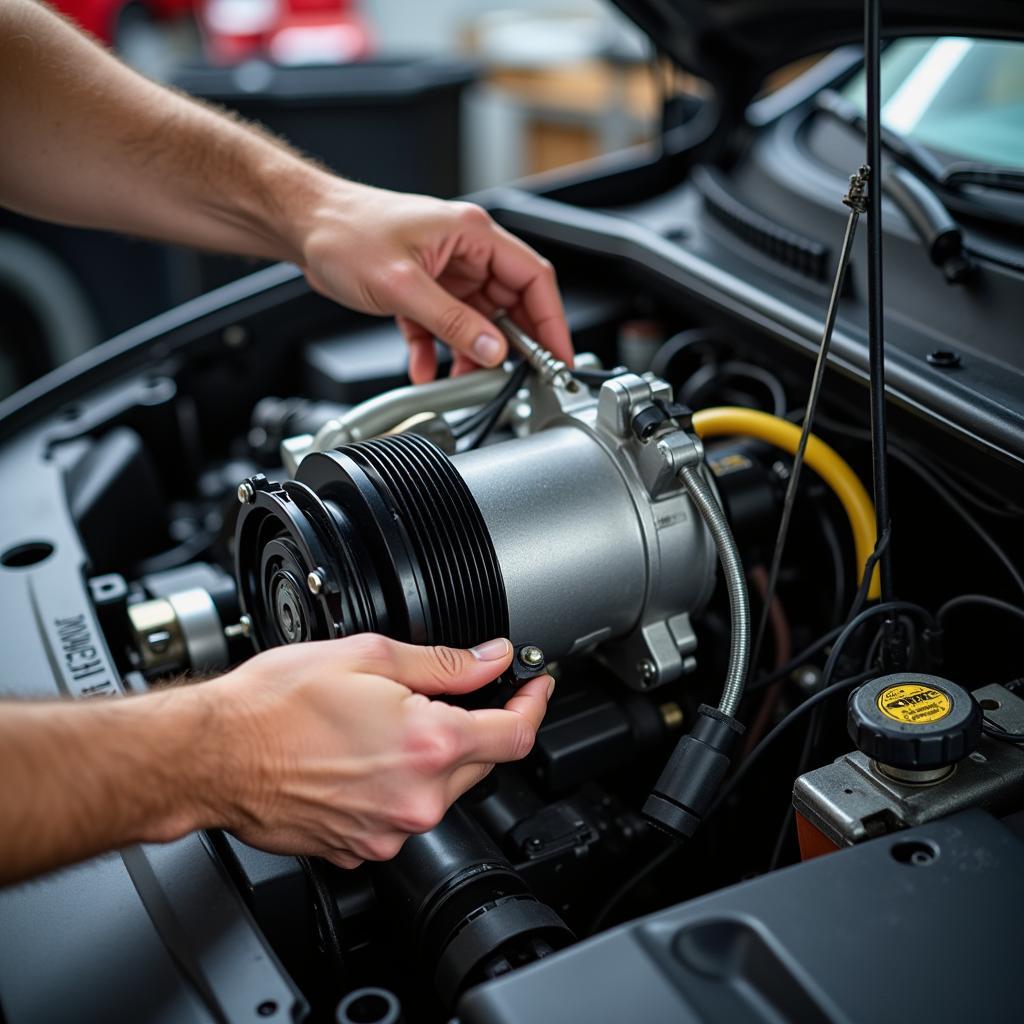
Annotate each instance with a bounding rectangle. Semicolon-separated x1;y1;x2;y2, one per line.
546;677;555;700
470;638;511;661
472;334;504;365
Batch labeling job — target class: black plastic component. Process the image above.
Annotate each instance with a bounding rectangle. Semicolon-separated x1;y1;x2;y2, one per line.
303;324;452;405
695;167;830;282
372;804;572;1007
65;427;167;571
249;396;351;462
531;687;666;794
848;673;982;770
458;810;1024;1024
884;167;974;284
705;440;785;548
235;433;508;652
643;705;744;839
175;60;475;200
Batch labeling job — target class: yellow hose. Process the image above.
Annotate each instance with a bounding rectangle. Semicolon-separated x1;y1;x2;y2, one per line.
691;407;880;600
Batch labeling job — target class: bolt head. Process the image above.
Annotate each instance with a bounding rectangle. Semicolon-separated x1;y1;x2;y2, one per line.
306;571;324;596
237;480;254;505
638;658;657;683
519;645;545;668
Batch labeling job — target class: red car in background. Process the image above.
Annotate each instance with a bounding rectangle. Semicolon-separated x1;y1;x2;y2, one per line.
50;0;371;66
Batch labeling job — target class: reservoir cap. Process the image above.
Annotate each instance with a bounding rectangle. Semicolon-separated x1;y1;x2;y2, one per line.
848;673;982;770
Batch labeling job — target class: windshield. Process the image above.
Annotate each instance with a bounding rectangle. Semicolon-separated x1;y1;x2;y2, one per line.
843;37;1024;168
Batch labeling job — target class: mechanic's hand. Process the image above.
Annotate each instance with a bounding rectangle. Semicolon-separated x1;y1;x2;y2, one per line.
209;634;552;868
298;181;573;383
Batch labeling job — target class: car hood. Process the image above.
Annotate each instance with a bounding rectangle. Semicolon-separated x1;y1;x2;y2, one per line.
610;0;1024;126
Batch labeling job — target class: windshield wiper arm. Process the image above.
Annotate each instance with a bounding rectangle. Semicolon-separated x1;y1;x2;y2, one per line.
815;89;946;185
941;163;1024;196
815;90;974;283
816;90;1024;199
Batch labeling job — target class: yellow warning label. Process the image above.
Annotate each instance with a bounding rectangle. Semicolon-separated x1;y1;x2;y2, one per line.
876;682;952;725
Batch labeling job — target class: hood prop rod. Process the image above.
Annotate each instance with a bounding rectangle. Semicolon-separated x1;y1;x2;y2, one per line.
865;0;896;628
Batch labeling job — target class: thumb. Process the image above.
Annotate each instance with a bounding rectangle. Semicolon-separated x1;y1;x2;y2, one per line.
343;634;513;695
394;269;507;369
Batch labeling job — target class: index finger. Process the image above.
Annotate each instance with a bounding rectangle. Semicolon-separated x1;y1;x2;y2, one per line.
460;674;553;764
488;226;574;366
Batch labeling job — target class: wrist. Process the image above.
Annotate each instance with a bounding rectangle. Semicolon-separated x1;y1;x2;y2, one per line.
256;154;360;268
118;684;226;842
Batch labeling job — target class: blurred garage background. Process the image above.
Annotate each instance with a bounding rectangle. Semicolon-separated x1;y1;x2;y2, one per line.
0;0;686;397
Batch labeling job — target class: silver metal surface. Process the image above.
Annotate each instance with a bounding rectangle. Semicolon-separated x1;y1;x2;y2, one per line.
128;598;186;673
306;570;324;596
310;368;510;455
519;645;545;668
453;370;717;690
493;312;578;393
167;587;229;671
237;480;254;504
793;683;1024;846
677;464;750;717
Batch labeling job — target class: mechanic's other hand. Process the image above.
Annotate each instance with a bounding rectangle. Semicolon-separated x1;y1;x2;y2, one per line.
298;182;573;383
208;635;552;869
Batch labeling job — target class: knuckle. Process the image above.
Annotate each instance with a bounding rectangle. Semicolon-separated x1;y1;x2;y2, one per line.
377;259;418;299
454;201;490;228
404;714;462;774
391;793;445;834
342;633;392;670
363;835;405;862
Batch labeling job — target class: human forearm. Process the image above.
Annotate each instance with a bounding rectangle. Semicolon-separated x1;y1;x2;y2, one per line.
0;687;219;885
0;0;328;262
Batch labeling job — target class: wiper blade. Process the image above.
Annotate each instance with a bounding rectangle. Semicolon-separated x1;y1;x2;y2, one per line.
941;163;1024;196
816;90;1024;199
815;90;975;284
815;89;945;185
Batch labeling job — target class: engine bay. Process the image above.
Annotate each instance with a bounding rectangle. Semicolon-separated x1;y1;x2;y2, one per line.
2;204;1023;1019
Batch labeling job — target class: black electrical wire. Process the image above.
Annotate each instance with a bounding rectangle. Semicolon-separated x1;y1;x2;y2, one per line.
679;361;788;418
816;507;848;627
648;328;720;381
591;668;877;934
813;411;1024;520
452;360;529;450
864;0;895;606
984;719;1024;743
814;414;1024;599
937;595;1024;627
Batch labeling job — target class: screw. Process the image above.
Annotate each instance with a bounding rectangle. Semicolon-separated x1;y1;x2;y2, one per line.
926;349;961;368
237;480;254;504
307;570;324;595
638;658;657;684
519;645;545;669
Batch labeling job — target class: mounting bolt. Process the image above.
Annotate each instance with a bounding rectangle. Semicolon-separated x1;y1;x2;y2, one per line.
519;645;545;669
237;480;255;505
638;658;657;684
306;570;324;595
